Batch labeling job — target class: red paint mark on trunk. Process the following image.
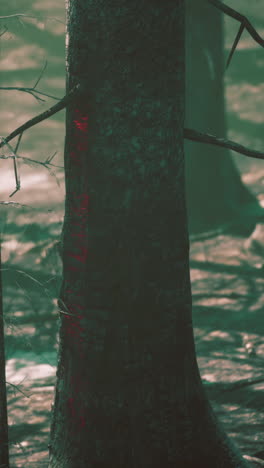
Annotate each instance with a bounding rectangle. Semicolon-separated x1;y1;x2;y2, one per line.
63;106;94;430
68;246;88;263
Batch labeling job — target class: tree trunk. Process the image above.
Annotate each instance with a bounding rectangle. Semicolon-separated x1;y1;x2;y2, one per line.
185;0;260;234
0;239;9;468
49;2;249;466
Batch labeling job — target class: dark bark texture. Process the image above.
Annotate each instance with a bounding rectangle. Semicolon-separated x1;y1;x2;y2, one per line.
49;1;249;467
185;0;259;234
0;241;9;468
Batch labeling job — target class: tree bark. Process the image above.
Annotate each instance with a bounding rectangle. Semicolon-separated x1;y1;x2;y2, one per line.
185;0;260;234
49;1;249;467
0;239;9;468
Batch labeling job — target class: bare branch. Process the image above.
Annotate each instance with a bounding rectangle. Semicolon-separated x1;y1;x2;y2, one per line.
184;128;264;160
0;83;80;149
208;0;264;49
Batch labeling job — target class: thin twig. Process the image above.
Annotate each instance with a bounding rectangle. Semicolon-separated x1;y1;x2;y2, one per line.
58;308;76;317
0;26;7;37
10;141;21;198
0;14;64;24
0;152;63;169
6;381;31;398
1;268;58;311
0;63;60;103
226;22;244;69
0;83;80;149
0;201;53;211
45;151;58;165
2;141;21;197
33;61;47;89
0;87;60;102
9;153;20;197
0;14;37;20
14;133;23;153
0;145;62;194
184;128;264;160
58;297;74;317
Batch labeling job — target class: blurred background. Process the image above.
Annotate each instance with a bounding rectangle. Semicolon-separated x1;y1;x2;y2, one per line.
0;0;263;466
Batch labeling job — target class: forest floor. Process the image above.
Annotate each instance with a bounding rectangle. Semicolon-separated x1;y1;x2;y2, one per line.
0;164;263;468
